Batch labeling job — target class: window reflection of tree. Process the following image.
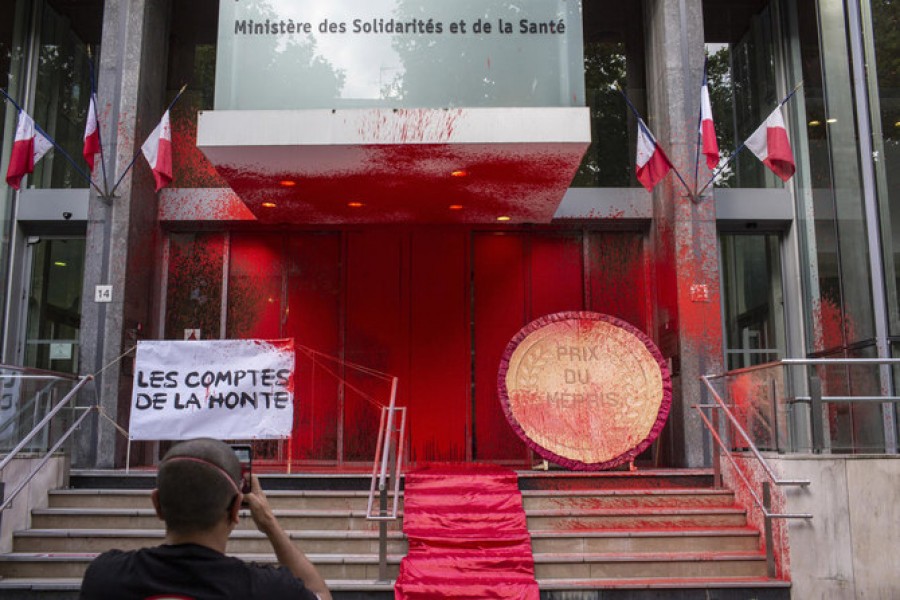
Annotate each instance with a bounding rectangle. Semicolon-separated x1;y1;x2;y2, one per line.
572;41;630;187
232;1;345;108
385;0;571;107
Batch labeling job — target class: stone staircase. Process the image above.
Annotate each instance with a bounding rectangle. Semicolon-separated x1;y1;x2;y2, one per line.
0;469;791;599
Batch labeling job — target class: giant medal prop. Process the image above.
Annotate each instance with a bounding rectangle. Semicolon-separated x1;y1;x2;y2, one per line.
498;312;671;470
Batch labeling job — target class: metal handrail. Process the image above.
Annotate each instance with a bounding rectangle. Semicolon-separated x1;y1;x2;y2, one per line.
0;364;79;381
365;376;406;583
698;371;812;578
694;406;812;517
791;395;900;403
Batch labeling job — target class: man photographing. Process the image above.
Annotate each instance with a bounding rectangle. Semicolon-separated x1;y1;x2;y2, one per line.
80;438;332;600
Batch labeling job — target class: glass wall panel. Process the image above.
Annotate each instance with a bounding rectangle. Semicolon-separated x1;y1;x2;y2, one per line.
866;0;900;336
864;0;900;441
703;0;780;188
812;345;885;452
791;0;875;353
572;1;645;187
23;237;84;373
720;233;786;370
30;1;100;189
0;1;30;357
215;0;584;110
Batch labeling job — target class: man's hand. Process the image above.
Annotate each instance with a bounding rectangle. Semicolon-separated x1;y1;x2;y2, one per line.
242;474;279;536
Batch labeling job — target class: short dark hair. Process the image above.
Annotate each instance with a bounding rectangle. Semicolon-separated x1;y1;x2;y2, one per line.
156;438;242;533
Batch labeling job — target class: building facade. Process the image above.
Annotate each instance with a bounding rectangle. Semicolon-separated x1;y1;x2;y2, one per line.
0;0;897;472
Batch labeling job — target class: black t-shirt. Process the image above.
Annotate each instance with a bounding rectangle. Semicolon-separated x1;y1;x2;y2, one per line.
79;543;319;600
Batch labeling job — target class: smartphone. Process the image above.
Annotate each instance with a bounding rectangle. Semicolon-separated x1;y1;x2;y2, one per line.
231;445;252;494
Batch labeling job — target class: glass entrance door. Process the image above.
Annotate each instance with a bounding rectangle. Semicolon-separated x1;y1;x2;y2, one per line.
22;237;85;373
720;232;787;370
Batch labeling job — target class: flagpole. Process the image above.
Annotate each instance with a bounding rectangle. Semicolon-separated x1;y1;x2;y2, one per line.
696;81;803;197
109;83;187;197
0;87;104;195
615;84;693;198
693;58;707;197
87;46;111;197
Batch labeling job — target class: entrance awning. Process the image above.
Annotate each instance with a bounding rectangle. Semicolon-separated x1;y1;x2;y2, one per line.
196;107;590;224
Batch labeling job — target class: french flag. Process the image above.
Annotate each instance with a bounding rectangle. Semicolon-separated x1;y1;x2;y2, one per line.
745;106;795;182
83;94;100;172
636;119;673;192
700;70;719;170
140;110;173;192
5;110;53;190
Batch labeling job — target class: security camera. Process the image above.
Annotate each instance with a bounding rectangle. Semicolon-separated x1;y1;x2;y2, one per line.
62;212;72;220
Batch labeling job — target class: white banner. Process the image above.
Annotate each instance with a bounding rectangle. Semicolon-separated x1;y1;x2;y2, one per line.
129;339;295;441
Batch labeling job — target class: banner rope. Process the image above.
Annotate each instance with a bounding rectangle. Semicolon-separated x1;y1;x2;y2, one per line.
296;345;393;410
88;343;393;411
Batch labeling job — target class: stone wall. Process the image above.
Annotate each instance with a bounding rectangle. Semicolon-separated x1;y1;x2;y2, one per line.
724;454;900;599
0;456;67;553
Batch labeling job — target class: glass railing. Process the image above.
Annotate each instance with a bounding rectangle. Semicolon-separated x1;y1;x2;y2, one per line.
0;365;97;515
702;357;900;454
0;366;84;454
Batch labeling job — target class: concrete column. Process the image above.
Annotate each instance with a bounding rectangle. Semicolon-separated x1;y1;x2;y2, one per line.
76;0;170;467
643;0;722;467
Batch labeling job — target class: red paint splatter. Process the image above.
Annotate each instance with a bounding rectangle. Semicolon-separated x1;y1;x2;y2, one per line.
171;95;228;188
811;295;856;353
208;143;586;224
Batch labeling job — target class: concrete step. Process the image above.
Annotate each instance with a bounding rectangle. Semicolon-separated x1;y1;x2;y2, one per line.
0;550;768;584
529;527;761;554
29;508;402;532
532;551;769;579
526;506;749;530
47;489;386;511
0;552;403;580
517;468;715;491
0;577;791;600
537;577;791;599
68;470;377;492
2;468;790;598
14;526;755;557
521;488;736;510
13;529;408;555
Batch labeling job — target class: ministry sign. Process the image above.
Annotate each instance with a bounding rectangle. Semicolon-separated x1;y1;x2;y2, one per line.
216;0;584;110
129;339;295;441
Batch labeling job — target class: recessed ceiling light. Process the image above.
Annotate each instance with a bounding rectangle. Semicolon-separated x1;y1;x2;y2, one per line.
451;170;468;177
497;216;511;222
279;180;297;187
895;121;900;128
261;202;277;208
808;120;821;127
826;118;838;124
449;204;464;210
348;201;364;208
54;261;67;267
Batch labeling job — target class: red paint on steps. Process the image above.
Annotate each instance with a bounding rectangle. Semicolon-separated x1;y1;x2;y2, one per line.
395;464;539;600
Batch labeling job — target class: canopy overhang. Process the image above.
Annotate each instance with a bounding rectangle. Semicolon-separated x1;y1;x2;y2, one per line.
196;107;590;224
